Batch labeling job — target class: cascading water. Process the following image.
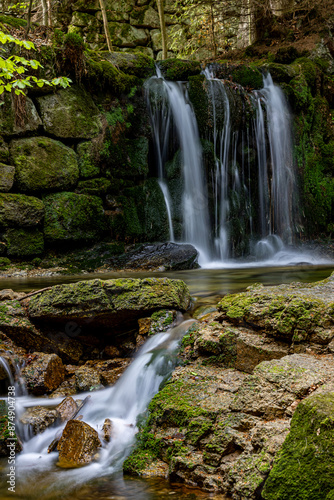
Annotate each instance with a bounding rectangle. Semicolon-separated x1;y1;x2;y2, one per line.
147;67;297;265
2;318;194;497
146;72;212;263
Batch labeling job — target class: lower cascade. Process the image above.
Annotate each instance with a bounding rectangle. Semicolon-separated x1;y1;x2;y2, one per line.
3;318;194;496
146;67;298;265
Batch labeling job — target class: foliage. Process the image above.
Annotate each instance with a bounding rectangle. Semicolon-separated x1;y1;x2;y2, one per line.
0;30;71;96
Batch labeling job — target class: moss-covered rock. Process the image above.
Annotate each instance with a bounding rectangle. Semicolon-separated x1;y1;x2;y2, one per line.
143;178;170;242
0;14;27;28
217;274;334;343
0;95;42;137
108;22;149;48
27;277;191;329
0;138;9;164
105;136;149;179
10;137;79;193
76;177;112;196
77;141;100;178
4;228;44;256
37;86;102;139
0;164;15;192
230;65;263;89
158;59;201;81
0;193;44;227
262;392;334;500
84;51;136;93
99;51;155;78
43;192;106;242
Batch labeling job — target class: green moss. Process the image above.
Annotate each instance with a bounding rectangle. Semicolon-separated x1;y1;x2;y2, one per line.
230;66;263;89
77;141;100;179
43;192;107;242
262;392;334;500
158;59;201;81
4;228;44;257
84;51;136;93
0;257;11;270
76;178;111;196
188;75;210;137
0;14;27;28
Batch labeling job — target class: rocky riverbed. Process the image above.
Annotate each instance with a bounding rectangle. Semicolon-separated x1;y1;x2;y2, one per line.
0;274;334;499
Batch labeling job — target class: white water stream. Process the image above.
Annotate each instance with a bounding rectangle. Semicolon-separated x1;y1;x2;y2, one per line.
2;318;194;495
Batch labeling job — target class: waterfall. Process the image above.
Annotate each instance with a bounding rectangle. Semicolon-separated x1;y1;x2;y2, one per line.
0;354;27;396
146;67;296;264
8;318;194;496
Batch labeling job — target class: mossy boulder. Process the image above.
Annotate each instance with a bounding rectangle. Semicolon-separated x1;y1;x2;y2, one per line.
84;51;136;93
27;277;191;330
77;141;100;178
108;22;149;48
230;65;263;89
37;86;102;139
0;95;42;137
0;193;44;227
4;228;44;256
10;137;79;193
217;274;334;344
0;164;15;192
43;192;106;242
106;136;149;178
158;59;201;81
262;391;334;500
99;51;154;78
0;138;9;163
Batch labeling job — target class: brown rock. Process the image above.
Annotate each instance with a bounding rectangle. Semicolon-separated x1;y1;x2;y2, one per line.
49;378;77;398
57;419;102;467
75;366;101;392
102;418;113;443
0;289;26;301
55;396;78;422
22;352;65;395
20;406;59;434
138;317;151;335
104;345;121;358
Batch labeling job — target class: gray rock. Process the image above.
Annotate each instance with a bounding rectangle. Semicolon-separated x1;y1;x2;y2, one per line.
0;164;15;192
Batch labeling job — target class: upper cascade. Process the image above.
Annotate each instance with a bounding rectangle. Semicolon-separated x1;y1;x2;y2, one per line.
145;66;297;265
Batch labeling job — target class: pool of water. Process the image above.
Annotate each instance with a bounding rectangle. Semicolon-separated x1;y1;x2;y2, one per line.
1;264;334;300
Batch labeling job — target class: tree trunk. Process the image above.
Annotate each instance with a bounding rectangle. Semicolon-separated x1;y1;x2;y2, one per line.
99;0;113;52
156;0;168;60
41;0;48;26
26;0;34;35
47;0;52;27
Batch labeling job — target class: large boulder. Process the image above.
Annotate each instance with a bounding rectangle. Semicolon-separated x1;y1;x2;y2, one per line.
57;419;102;467
217;274;334;345
108;22;149;48
20;406;59;434
0;95;42;137
43;192;106;242
10;137;79;193
21;352;65;395
37;86;102;139
27;278;191;330
262;391;334;500
0;193;44;227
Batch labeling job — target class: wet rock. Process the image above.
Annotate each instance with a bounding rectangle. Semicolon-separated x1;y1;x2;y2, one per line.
84;358;131;386
102;418;113;443
0;95;42;137
111;243;199;271
262;392;334;500
57;419;102;467
55;396;78;422
74;366;101;392
217;274;334;345
20;406;59;434
0;400;22;456
27;278;191;331
49;378;77;399
103;345;121;358
22;352;65;395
